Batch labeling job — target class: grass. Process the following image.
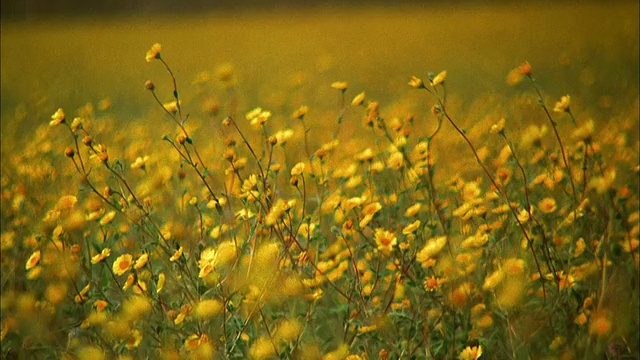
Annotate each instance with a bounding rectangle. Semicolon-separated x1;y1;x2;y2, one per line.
1;3;639;359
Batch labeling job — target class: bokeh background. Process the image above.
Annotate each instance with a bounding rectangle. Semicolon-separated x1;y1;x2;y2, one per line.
1;1;638;155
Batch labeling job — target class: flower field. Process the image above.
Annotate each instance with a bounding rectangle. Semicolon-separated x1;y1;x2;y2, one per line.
1;3;638;359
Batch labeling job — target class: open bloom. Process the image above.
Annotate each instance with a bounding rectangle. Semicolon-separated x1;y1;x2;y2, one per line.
459;345;483;360
374;228;397;256
112;254;133;276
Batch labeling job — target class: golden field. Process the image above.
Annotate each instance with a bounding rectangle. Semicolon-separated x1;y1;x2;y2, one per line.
1;3;638;359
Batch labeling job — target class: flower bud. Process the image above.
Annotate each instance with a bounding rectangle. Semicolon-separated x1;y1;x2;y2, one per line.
145;80;155;91
64;147;75;158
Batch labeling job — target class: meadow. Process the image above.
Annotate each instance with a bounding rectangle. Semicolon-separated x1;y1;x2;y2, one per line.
1;3;639;359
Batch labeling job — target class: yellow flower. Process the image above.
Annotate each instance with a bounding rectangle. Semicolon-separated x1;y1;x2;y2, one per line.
169;246;183;262
459;345;482;360
274;129;294;145
49;108;66;126
538;197;557;213
490;118;506;134
431;70;447;86
125;329;143;349
112;254;133;276
91;248;111;264
99;211;116;226
198;247;218;278
416;236;447;266
25;250;41;270
482;269;505;290
404;203;421;217
156;273;166;294
134;253;149;269
56;195;78;210
402;220;421;235
374;228;397;256
572;119;594;141
162;100;181;113
351;91;366;107
423;276;445;292
408;76;424;89
291;162;306;176
74;283;91;303
193;299;223;319
331;81;348;91
145;43;161;62
292;105;308;119
589;311;612;336
130;156;149;169
553;95;571;113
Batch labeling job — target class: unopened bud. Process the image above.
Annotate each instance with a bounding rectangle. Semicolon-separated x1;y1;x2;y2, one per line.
145;80;155;90
64;147;75;158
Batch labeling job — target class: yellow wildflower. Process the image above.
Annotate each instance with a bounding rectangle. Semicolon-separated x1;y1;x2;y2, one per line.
351;91;366;106
331;81;348;91
134;253;149;269
374;228;397;256
156;273;165;294
145;43;161;62
553;95;571;113
431;70;447;86
408;76;424;89
91;248;111;264
292;105;308;119
49;108;66;126
416;236;447;266
538;197;557;213
193;299;223;320
490;118;506;134
459;345;482;360
25;250;41;270
112;254;133;276
291;162;306;176
169;246;183;262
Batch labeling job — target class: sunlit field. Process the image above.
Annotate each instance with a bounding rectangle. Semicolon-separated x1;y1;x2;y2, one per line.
1;3;639;359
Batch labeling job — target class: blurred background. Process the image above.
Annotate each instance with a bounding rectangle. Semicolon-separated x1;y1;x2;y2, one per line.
1;1;638;152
